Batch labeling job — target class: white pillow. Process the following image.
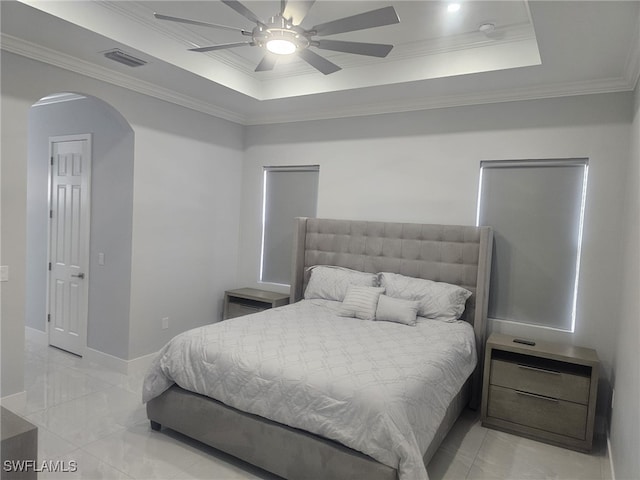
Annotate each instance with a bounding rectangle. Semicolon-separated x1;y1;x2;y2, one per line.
378;272;472;321
304;266;378;302
375;295;420;326
339;286;385;320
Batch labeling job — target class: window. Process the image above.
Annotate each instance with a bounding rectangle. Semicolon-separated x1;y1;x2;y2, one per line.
477;159;588;332
261;165;319;286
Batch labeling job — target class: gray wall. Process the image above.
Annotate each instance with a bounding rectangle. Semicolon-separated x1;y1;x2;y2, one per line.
1;51;244;399
27;96;135;359
126;99;245;359
609;81;640;480
240;92;633;424
3;50;639;480
1;66;27;398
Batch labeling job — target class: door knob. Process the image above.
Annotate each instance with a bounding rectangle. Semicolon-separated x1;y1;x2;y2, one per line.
71;273;85;279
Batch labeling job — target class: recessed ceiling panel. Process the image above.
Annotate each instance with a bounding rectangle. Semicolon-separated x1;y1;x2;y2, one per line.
17;0;541;100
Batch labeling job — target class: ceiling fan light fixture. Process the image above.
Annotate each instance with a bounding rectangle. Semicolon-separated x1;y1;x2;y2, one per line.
255;16;309;55
266;38;297;55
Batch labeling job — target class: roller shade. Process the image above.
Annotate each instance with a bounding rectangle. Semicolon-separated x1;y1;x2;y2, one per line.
261;166;319;285
477;159;588;331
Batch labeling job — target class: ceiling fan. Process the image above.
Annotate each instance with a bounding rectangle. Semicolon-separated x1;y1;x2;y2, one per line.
154;0;400;75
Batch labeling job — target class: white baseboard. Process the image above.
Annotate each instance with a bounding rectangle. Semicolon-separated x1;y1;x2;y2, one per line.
24;326;48;344
127;351;158;376
83;347;130;374
25;326;157;376
83;347;157;375
0;390;27;412
607;436;616;480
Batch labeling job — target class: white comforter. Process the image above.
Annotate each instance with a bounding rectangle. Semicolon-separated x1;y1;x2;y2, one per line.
143;299;477;480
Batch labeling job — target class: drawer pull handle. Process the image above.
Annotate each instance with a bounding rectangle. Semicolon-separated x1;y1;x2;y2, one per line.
517;364;561;376
515;390;559;403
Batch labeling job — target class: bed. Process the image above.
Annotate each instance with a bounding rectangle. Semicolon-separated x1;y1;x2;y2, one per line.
144;217;493;480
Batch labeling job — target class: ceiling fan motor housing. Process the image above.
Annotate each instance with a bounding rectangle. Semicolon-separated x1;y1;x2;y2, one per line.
253;15;310;54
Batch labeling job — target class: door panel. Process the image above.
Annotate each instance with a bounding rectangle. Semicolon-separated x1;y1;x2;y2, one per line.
49;135;91;356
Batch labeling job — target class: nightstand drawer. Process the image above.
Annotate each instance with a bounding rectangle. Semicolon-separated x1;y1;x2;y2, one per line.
490;358;590;405
481;334;599;452
488;385;587;440
226;302;263;319
223;288;290;321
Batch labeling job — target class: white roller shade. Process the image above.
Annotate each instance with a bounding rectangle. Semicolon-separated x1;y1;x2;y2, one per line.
261;166;319;286
477;159;588;331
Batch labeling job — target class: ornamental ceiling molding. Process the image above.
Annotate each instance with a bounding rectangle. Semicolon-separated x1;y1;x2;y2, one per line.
99;1;539;82
0;33;247;124
246;76;635;125
2;32;638;126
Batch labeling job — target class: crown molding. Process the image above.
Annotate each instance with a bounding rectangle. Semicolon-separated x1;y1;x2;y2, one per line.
2;31;636;127
246;76;635;126
0;33;247;125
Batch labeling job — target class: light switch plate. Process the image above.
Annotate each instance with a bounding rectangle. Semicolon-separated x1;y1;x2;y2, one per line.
98;253;105;266
0;266;8;282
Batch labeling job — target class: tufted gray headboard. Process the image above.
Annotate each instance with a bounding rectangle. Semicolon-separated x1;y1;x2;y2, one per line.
290;217;493;407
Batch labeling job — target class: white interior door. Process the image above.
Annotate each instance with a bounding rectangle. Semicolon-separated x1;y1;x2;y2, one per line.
48;134;91;356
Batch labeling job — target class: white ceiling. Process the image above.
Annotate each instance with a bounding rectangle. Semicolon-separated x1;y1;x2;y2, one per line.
1;0;639;125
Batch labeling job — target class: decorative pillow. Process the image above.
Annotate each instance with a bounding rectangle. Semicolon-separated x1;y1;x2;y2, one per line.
304;266;378;302
378;272;472;321
375;295;420;326
338;286;385;320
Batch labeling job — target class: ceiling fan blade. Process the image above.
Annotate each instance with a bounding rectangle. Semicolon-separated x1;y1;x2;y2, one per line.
297;49;341;75
221;0;263;25
255;54;278;72
282;0;316;25
153;13;247;34
315;39;393;58
189;42;253;52
312;6;400;37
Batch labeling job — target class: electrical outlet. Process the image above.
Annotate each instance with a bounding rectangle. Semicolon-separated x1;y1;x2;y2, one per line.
161;317;169;330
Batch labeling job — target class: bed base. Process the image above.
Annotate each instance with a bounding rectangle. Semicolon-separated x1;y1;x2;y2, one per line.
147;218;491;479
147;380;470;480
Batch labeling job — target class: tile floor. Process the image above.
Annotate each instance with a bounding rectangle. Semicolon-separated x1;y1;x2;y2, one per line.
5;338;612;480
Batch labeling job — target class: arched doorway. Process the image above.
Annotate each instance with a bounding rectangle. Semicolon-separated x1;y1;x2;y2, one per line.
26;93;134;357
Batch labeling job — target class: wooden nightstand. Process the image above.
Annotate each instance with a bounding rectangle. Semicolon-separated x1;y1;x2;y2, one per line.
481;333;599;452
222;288;290;320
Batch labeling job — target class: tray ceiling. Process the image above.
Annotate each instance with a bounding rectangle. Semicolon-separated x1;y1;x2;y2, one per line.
1;1;639;124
